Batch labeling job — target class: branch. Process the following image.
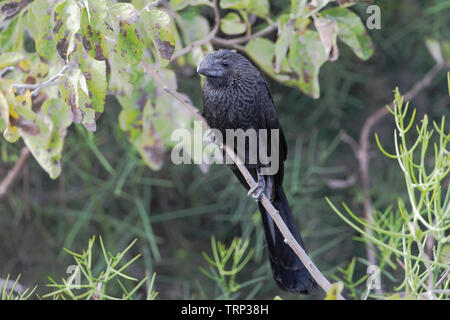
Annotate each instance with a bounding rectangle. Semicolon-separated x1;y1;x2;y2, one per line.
171;0;220;60
211;24;277;47
0;66;14;78
140;60;344;299
13;64;69;96
0;147;30;198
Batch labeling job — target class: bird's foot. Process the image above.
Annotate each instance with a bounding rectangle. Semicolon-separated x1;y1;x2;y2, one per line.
248;171;265;201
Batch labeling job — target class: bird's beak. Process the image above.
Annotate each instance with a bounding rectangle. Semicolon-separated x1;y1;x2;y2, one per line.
197;58;224;77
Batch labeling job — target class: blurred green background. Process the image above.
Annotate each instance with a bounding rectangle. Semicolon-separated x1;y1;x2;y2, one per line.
0;0;449;299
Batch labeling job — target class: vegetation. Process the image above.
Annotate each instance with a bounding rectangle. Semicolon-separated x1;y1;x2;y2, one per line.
0;0;448;299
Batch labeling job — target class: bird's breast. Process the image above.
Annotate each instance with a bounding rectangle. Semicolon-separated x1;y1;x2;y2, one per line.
202;84;258;133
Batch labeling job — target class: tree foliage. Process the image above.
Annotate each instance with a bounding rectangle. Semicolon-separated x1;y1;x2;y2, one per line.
0;0;374;178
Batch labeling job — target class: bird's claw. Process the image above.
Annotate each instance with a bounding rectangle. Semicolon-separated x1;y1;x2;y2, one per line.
248;176;265;201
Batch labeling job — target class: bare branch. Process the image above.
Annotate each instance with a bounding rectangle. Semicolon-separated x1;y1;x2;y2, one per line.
0;147;30;198
0;66;14;78
140;60;345;299
13;64;69;96
212;24;277;47
436;269;450;288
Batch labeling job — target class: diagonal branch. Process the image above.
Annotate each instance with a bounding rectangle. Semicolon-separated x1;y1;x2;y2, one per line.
140;60;344;299
0;147;30;198
12;64;69;96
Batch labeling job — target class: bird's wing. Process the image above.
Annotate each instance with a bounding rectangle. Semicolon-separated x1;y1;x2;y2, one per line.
257;81;288;162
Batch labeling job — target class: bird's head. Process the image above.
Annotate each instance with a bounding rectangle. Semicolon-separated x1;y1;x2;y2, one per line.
197;49;255;87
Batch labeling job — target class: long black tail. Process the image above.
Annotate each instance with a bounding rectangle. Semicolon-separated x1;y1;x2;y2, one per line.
258;186;317;294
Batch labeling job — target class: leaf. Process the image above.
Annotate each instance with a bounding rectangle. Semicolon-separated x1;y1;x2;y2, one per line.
314;16;339;61
59;67;83;124
245;37;297;85
78;54;107;114
425;38;444;65
110;3;143;65
0;12;23;52
104;3;141;95
0;51;23;69
180;13;210;42
0;0;24;22
245;38;274;72
307;0;330;13
117;69;195;170
220;0;270;18
0;84;20;142
220;0;246;10
85;0;107;30
29;0;60;61
0;83;72;178
220;12;246;35
290;0;308;17
53;0;81;61
139;8;175;65
275;19;294;73
325;282;344;300
23;98;73;179
321;7;373;60
288;30;328;98
80;6;107;61
117;71;165;170
57;40;106;132
169;0;210;11
247;0;270;18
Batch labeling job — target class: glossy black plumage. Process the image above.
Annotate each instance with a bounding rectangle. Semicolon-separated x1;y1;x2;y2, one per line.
198;49;317;294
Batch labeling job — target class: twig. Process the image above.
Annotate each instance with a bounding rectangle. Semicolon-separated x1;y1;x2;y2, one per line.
0;147;30;198
0;66;14;78
13;64;69;96
140;61;345;299
212;24;277;47
171;0;220;60
435;269;450;288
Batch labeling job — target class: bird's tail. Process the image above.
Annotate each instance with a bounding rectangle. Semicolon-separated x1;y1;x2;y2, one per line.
258;186;317;294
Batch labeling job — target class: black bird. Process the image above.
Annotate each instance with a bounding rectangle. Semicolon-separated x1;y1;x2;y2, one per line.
197;49;317;294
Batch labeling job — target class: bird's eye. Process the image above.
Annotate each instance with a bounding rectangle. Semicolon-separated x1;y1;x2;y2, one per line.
222;62;230;67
